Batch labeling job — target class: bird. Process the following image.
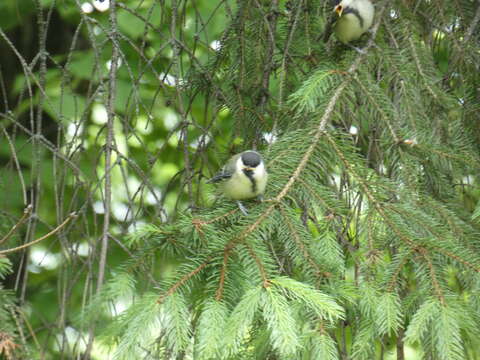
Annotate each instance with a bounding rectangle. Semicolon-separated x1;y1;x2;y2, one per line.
207;150;268;215
323;0;375;45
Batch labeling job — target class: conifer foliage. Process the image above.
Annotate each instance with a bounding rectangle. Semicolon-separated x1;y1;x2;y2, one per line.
1;0;480;358
108;0;480;358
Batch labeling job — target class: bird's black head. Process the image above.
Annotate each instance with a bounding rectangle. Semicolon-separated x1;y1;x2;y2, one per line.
241;151;261;168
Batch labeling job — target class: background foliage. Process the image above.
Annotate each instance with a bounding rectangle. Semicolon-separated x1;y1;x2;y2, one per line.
0;0;480;359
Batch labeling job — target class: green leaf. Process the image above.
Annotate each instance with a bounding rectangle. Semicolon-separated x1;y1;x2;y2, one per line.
43;92;87;122
68;51;96;80
118;10;149;39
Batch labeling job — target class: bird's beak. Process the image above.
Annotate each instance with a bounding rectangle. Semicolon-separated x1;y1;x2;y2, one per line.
244;167;254;171
335;4;343;17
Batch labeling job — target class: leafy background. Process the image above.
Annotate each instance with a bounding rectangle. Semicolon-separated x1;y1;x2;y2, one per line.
1;0;480;359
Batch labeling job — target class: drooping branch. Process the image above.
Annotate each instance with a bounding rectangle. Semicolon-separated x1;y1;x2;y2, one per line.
0;205;32;246
0;212;76;255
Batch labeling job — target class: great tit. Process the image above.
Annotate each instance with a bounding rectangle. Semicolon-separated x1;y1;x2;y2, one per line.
323;0;375;45
207;150;268;215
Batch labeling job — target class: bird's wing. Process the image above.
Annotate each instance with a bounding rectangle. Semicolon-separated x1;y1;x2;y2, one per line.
322;0;341;42
322;13;337;42
206;154;239;183
206;170;232;183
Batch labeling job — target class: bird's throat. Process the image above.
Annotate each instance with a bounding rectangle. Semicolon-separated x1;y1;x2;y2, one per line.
341;7;364;28
243;169;257;193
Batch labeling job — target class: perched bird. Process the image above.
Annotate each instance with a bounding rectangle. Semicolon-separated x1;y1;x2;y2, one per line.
323;0;375;45
207;150;268;215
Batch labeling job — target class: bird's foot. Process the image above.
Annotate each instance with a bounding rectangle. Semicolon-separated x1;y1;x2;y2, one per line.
348;44;367;54
237;201;249;216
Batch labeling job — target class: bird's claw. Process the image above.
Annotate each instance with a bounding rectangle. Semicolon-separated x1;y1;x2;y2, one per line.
350;45;367;54
237;201;249;216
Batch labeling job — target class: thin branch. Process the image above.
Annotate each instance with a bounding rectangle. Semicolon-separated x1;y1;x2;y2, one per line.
84;1;119;358
96;0;119;294
0;213;76;255
243;242;270;287
158;257;212;304
387;251;411;292
0;205;32;246
464;2;480;43
278;207;325;277
1;127;28;205
420;249;445;306
215;250;230;301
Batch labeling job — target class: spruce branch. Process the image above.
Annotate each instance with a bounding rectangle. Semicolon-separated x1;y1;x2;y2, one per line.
429;246;480;273
352;75;401;143
195;299;228;359
418;249;445;306
278;0;303;107
0;332;20;360
192;208;239;235
298;178;337;215
273;1;386;206
309;331;340;360
215;249;230;301
261;285;300;356
374;292;403;336
387;250;412;291
223;286;263;356
271;277;344;322
243;242;269;287
156;2;388;308
323;132;417;249
387;205;480;272
325;130;480;302
408;37;439;101
278;206;325;277
157;257;212;304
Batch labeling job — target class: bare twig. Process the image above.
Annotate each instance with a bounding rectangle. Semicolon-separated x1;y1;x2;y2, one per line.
0;213;76;255
0;205;32;246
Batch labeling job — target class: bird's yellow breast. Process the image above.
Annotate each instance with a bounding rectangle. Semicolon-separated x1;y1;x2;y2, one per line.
221;169;267;200
334;13;364;43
